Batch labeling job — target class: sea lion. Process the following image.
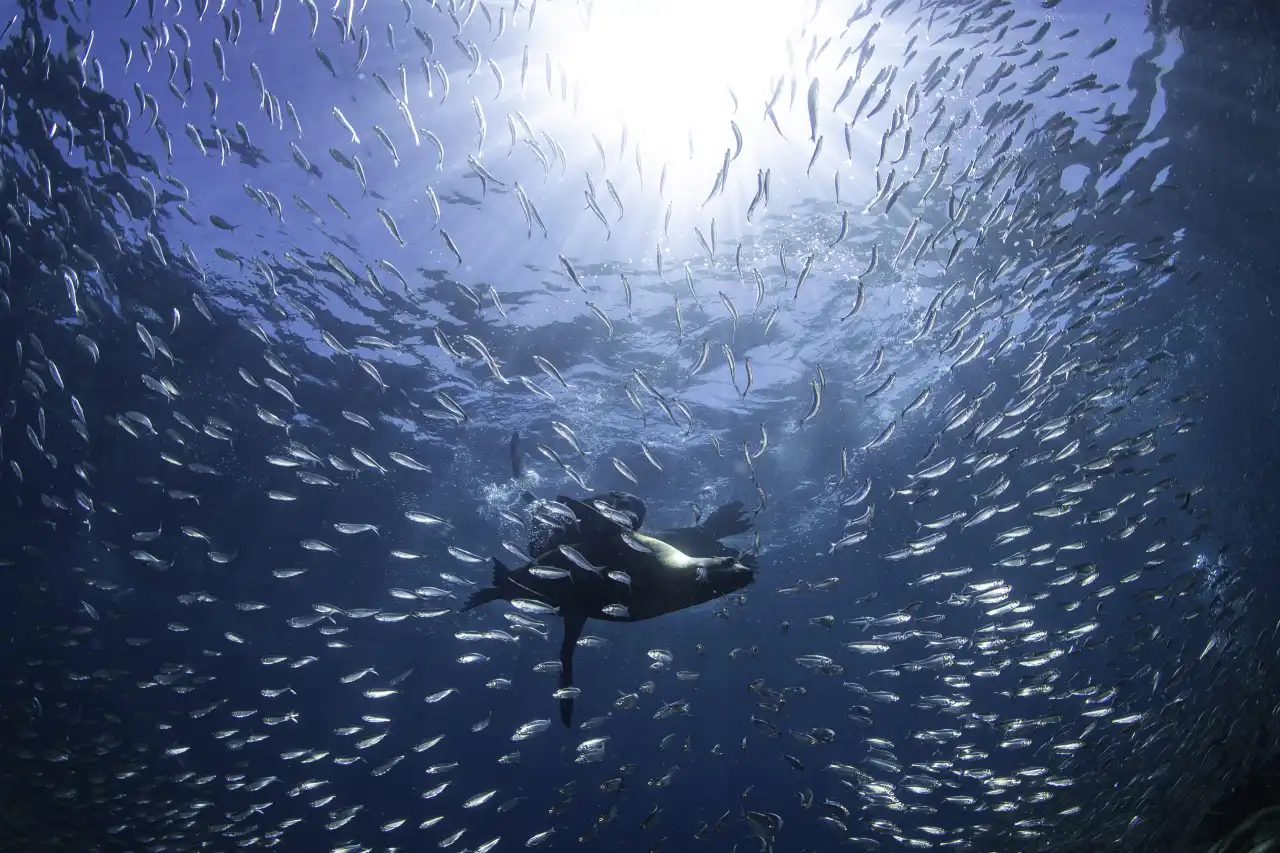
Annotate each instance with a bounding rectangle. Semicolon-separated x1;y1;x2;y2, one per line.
462;494;757;726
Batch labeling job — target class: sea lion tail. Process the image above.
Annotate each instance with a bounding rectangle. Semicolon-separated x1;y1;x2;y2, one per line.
460;558;512;612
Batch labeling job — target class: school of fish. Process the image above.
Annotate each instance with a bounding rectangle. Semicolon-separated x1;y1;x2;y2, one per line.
0;0;1270;852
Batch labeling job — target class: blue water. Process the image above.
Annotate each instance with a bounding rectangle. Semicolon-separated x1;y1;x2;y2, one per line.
1;1;1278;851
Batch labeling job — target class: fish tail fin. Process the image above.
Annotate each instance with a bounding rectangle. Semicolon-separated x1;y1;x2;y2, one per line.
460;558;511;612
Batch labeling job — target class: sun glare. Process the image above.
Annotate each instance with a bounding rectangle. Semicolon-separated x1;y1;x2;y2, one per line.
564;0;802;159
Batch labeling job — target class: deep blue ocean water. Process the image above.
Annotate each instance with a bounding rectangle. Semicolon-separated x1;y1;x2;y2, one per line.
1;1;1279;852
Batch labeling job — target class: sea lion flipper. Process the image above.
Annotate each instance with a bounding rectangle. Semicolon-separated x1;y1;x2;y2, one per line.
460;558;510;612
558;609;586;727
700;500;751;539
511;431;527;479
647;500;753;560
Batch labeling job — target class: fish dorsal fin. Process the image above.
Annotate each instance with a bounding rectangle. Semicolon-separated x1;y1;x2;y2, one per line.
630;531;699;570
558;608;587;727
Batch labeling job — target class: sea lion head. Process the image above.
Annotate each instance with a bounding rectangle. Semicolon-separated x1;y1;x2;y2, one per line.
696;554;756;600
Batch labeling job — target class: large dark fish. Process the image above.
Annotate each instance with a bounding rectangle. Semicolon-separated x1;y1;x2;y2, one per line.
462;491;757;726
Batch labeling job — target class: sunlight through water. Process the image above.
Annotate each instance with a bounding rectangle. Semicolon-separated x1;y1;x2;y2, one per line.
562;0;805;162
